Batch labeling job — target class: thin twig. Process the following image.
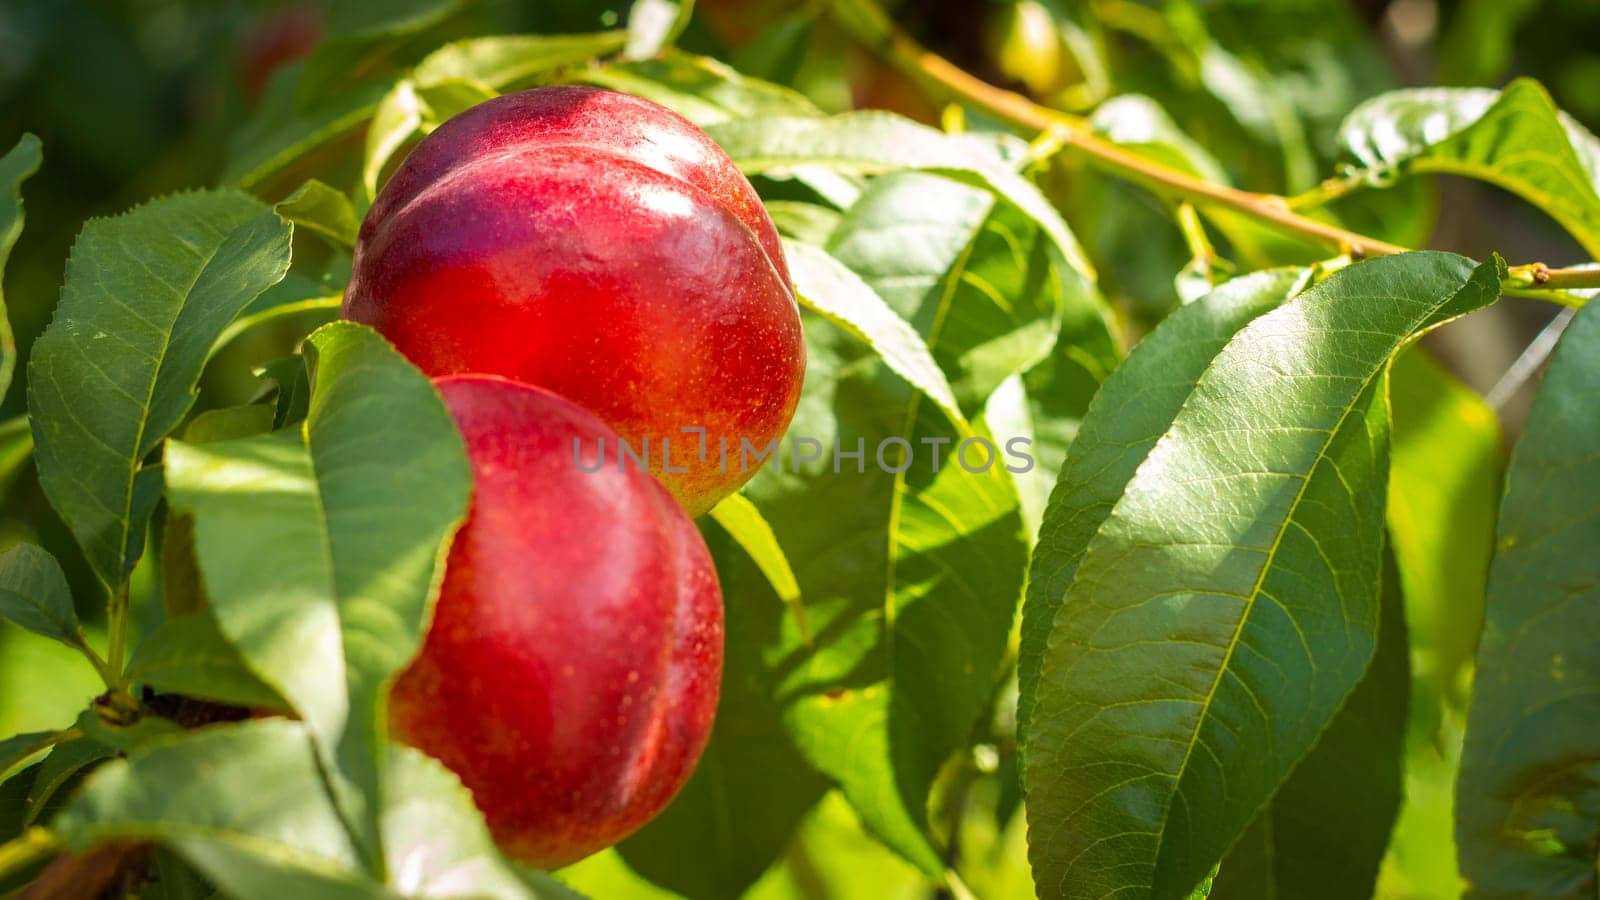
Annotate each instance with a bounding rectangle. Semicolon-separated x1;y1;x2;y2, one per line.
1486;307;1579;410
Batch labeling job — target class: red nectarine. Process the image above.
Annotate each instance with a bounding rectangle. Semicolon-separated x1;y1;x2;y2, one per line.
389;375;723;869
344;86;805;515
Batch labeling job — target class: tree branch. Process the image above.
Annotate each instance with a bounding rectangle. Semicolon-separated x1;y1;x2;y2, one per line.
828;0;1599;302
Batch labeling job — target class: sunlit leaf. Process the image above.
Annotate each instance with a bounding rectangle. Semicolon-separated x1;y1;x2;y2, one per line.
824;172;1100;413
0;416;31;500
706;111;1095;280
784;239;967;429
1024;253;1502;899
164;322;471;861
276;180;360;249
743;793;928;899
410;31;629;87
53;719;379;899
585;51;820;125
714;180;1039;871
708;492;803;620
382;747;582;899
1339;79;1600;256
27;191;292;587
1091;95;1229;183
624;0;691;61
1018;269;1307;755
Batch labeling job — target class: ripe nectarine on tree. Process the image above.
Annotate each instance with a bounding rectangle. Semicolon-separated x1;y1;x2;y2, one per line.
344;86;805;516
389;375;723;869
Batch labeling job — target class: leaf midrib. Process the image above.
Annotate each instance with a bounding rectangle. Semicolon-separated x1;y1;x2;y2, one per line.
116;222;237;582
1147;292;1457;892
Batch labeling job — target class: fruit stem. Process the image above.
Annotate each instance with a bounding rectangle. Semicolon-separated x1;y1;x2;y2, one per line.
105;583;129;683
827;0;1599;304
78;638;120;694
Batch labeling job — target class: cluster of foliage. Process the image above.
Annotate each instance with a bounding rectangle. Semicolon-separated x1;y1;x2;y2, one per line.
0;0;1596;898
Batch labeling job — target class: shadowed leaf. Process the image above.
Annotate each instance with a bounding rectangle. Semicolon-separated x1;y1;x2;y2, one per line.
1456;298;1600;899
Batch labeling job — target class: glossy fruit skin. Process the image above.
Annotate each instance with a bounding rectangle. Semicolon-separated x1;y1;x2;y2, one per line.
344;86;805;516
389;375;723;869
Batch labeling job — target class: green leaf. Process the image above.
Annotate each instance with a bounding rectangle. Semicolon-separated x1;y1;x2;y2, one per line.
0;763;38;844
743;792;929;900
1379;709;1466;896
784;239;966;430
1456;298;1600;898
708;493;803;620
558;849;682;899
159;404;275;620
0;732;59;783
1018;269;1307;757
584;52;820;125
22;737;114;827
213;272;344;358
363;81;426;203
821;171;1100;414
723;296;1029;871
1339;79;1600;257
55;719;577;898
52;719;381;899
361;78;499;203
705;111;1095;280
411;32;629;88
1211;550;1410;899
183;404;277;445
75;708;183;754
255;355;312;429
297;0;461;102
126;614;287;710
360;31;632;200
383;747;581;899
624;0;692;61
719;171;1068;873
1024;253;1502;899
766;201;840;245
0;544;83;650
227;70;397;190
276;180;360;249
164;321;471;863
0;133;42;402
1090;95;1230;184
27;191;292;588
1386;347;1501;708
